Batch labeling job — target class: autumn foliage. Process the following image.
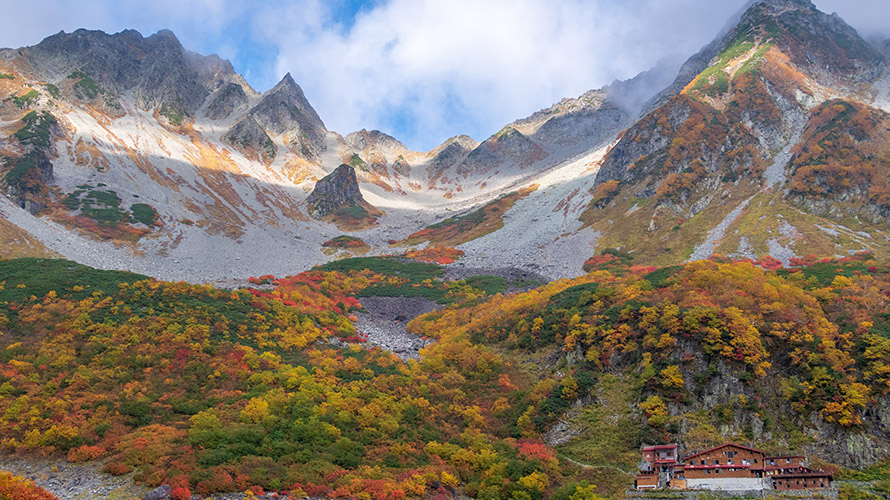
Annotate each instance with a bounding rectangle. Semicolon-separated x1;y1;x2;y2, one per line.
1;253;888;497
788;100;890;211
0;258;561;499
400;187;536;247
0;471;59;500
411;252;890;435
403;247;465;265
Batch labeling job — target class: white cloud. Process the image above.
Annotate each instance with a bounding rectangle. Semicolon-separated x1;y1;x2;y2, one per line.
260;0;747;150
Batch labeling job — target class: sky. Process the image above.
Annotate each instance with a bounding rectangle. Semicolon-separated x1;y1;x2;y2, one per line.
0;0;886;151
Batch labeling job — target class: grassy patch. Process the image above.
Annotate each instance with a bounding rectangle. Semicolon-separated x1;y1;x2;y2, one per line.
322;235;369;249
68;69;105;100
323;201;383;231
42;83;61;100
689;41;755;96
318;256;443;281
5;109;58;189
0;218;55;259
0;258;147;304
399;186;537;247
582;181;761;268
10;89;39;108
348;153;366;170
557;374;641;490
4;154;40;188
159;101;185;126
461;275;508;295
78;190;126;226
13;111;56;149
0;73;14;80
129;203;158;226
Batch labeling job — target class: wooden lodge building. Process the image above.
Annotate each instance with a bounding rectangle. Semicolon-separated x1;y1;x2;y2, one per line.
635;443;833;491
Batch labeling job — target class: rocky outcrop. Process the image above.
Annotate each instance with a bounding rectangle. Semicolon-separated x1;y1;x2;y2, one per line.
426;135;477;173
23;29;219;114
204;82;248;120
456;127;548;175
245;73;327;159
223;116;275;162
345;129;408;153
143;484;172;500
306;164;365;217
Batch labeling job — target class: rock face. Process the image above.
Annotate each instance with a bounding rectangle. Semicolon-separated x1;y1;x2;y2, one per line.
244;73;327;159
23;29;218;113
223;115;275;162
456;127;548;176
426;135;477;172
204;81;248;120
306;164;365;217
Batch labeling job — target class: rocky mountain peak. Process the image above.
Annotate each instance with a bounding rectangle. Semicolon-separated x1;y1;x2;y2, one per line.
345;129;407;153
306;164;365;217
749;0;815;14
428;135;478;156
245;73;327;158
23;28;224;114
733;0;884;81
260;73;323;126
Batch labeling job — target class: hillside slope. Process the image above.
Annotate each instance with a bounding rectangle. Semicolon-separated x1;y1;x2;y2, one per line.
577;0;890;268
0;28;663;281
2;0;890;284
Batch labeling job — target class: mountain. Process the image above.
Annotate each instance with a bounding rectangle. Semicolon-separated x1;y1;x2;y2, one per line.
0;27;661;281
4;3;890;498
578;0;890;268
1;0;890;284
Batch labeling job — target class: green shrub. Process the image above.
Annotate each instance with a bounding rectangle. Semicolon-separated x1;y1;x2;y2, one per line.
11;89;38;108
130;203;158;226
42;83;61;99
68;70;105;100
160;102;185;126
14;111;57;149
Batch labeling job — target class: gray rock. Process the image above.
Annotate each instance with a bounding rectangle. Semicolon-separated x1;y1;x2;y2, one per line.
245;73;327;159
456;127;548;176
426;135;477;173
205;82;248;120
23;29;218;114
145;484;172;500
306;164;365;217
224;116;276;162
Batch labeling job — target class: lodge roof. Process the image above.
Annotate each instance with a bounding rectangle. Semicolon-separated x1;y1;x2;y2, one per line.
683;464;751;470
774;472;834;479
642;444;679;451
683;443;765;461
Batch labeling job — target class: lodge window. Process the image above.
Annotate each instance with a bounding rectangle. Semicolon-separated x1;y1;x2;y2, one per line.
727;451;735;458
